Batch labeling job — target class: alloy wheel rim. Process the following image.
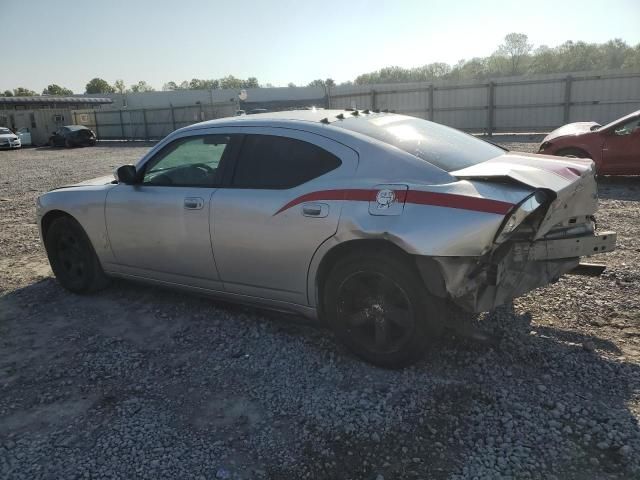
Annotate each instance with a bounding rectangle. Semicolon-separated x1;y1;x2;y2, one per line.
56;233;86;281
336;271;415;354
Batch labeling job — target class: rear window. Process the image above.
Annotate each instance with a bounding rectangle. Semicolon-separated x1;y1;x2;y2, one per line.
335;115;504;172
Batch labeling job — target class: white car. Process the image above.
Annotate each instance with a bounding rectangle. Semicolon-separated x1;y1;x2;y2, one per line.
0;127;21;149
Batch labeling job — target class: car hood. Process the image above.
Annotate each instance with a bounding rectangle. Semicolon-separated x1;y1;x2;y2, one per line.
50;175;115;191
542;122;599;142
73;175;115;186
0;134;18;140
451;152;598;239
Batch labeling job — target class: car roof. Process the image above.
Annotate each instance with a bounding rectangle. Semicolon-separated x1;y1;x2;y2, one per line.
190;109;346;127
183;109;414;135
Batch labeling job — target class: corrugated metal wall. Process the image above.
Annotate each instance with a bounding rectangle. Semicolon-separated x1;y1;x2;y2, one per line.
74;70;639;139
329;71;640;133
73;102;236;141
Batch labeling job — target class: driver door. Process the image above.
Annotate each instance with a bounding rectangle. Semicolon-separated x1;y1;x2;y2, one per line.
104;133;236;290
602;116;640;175
52;127;66;146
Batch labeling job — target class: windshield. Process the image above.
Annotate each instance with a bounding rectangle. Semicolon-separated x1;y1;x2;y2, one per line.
598;110;640;132
335;115;504;172
0;128;12;134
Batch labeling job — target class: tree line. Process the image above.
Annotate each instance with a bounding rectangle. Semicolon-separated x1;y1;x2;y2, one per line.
2;34;639;97
352;34;640;85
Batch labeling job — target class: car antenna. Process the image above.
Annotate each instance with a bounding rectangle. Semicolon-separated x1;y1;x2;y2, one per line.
320;117;330;124
336;113;345;120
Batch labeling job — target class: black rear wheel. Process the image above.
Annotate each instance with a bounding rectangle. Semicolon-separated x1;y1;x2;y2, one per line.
324;250;443;368
44;216;109;293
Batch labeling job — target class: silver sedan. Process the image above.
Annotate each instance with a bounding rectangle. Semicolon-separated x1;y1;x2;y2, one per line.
37;110;616;367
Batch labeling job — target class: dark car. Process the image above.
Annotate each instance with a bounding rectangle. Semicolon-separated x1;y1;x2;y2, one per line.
49;125;97;148
538;110;640;175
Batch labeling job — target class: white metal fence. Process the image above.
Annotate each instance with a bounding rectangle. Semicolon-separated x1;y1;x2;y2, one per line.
328;71;640;134
72;102;236;141
73;70;640;140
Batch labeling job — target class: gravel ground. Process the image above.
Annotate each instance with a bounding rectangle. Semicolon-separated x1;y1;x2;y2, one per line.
1;137;639;480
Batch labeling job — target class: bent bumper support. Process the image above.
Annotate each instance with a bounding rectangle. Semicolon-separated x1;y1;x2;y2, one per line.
416;232;617;313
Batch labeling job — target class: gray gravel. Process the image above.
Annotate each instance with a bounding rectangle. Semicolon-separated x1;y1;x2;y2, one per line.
1;139;639;479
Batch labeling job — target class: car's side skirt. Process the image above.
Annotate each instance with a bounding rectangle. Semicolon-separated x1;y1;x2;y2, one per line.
104;270;319;320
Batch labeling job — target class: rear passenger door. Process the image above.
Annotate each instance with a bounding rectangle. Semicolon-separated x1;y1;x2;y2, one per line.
211;128;358;305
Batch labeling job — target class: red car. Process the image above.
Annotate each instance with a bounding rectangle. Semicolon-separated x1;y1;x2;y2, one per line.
538;110;640;175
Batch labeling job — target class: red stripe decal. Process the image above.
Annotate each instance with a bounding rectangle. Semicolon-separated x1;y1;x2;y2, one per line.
274;189;514;216
273;189;372;215
405;190;514;215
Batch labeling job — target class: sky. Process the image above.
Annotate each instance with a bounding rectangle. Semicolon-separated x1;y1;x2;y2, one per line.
2;0;639;94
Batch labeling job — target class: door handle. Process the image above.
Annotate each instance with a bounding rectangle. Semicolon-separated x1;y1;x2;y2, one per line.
184;197;204;210
302;202;329;218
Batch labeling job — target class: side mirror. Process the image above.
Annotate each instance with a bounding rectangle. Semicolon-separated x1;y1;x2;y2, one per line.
115;164;138;184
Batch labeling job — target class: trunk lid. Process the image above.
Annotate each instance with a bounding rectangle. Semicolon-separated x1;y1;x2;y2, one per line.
451;152;598;239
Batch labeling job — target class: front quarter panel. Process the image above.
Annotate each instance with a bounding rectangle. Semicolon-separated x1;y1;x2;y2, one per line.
37;185;116;263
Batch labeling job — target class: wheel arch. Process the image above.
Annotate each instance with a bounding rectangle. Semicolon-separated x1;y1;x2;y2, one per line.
312;238;446;321
40;209;76;242
555;146;592;159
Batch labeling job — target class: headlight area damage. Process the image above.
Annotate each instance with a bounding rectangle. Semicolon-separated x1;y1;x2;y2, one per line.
416;159;617;313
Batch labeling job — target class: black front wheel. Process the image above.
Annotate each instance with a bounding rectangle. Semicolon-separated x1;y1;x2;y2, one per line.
324;250;443;368
44;216;109;293
556;148;591;159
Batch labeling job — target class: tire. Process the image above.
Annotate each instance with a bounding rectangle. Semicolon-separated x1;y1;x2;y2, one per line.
65;138;74;148
323;250;444;368
48;138;55;147
44;216;110;293
556;148;591;159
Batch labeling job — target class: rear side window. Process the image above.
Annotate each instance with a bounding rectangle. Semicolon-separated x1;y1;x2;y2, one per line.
232;135;341;189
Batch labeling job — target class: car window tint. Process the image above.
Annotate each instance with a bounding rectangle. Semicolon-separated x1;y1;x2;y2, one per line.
143;135;230;187
232;135;341;189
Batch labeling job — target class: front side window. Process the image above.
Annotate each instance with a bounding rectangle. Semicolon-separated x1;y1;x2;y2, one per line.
143;135;230;187
614;117;640;136
232;135;341;189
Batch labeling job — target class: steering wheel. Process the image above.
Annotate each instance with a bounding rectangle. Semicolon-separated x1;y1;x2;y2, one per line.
194;163;216;175
149;173;173;185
